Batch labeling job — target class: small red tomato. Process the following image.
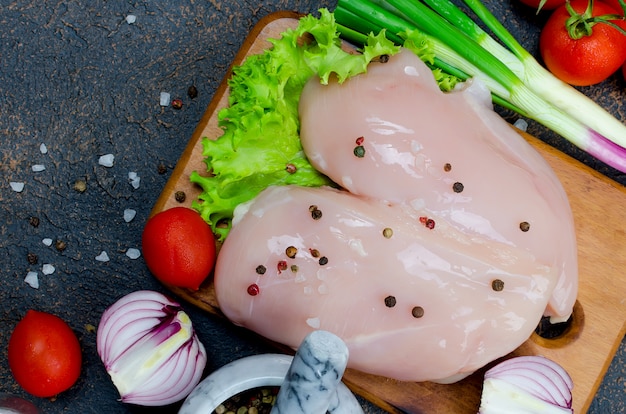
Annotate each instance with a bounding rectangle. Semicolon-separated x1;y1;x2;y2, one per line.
519;0;566;11
600;0;625;14
8;310;82;397
142;207;216;290
539;0;626;86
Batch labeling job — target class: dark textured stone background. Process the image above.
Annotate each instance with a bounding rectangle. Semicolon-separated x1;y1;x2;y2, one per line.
0;0;623;413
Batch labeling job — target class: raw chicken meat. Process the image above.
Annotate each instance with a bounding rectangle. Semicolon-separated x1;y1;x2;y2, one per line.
214;49;578;383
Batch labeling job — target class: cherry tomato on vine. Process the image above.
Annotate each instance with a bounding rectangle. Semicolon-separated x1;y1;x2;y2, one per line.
600;0;625;14
8;310;82;397
142;207;216;290
519;0;566;11
539;0;626;86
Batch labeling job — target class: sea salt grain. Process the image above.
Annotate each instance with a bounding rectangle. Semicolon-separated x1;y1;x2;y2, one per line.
42;238;53;246
123;209;137;222
24;271;39;289
96;251;110;262
126;248;141;259
42;264;55;275
40;143;48;154
128;172;140;189
99;154;115;167
32;164;46;172
10;182;25;192
160;92;171;106
513;119;528;132
126;14;137;24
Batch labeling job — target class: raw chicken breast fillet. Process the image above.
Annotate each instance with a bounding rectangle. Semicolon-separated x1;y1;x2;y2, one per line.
214;49;578;383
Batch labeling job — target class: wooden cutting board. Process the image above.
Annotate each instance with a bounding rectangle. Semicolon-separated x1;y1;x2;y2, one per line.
151;11;626;414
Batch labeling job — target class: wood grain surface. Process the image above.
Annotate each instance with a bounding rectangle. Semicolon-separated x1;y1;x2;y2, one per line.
150;12;626;413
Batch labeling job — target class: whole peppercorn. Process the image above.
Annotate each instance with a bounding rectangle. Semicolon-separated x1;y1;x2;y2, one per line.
519;221;530;232
171;98;183;110
174;191;186;203
285;246;297;258
27;253;38;265
384;295;396;308
157;163;167;175
187;85;198;99
412;306;425;318
492;279;505;291
382;227;393;239
353;145;366;158
247;284;260;296
285;163;297;174
55;240;67;252
73;179;87;193
309;205;322;220
28;216;40;228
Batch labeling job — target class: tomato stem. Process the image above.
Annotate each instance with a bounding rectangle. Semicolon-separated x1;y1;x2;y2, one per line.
565;0;626;40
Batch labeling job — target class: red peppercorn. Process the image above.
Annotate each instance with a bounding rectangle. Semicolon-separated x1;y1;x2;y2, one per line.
247;284;260;296
171;98;183;110
277;260;288;273
425;219;436;229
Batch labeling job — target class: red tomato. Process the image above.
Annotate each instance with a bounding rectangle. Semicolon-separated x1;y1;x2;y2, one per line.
519;0;566;11
8;310;82;397
600;0;625;13
142;207;216;290
539;0;626;86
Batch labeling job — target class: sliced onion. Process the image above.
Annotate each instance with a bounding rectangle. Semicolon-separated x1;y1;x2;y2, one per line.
96;290;207;406
479;355;573;413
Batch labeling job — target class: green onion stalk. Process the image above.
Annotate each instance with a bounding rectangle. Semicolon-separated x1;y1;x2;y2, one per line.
334;0;626;173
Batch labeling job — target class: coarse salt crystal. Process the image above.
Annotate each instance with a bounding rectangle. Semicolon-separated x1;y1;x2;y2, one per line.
306;317;321;329
128;172;140;189
24;271;39;289
10;182;25;192
126;248;141;259
123;209;137;222
42;264;55;275
126;14;137;24
513;118;529;132
42;238;53;246
96;251;110;262
40;143;48;154
160;92;171;106
98;154;115;167
32;164;46;172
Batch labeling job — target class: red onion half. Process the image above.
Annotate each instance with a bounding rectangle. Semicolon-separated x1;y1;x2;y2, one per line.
97;290;207;406
479;355;573;413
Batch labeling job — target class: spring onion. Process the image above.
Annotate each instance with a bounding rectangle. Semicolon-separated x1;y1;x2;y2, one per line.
96;290;207;406
334;0;626;173
479;355;574;413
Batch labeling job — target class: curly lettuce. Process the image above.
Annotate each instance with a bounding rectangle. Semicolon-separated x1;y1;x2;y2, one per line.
190;9;400;241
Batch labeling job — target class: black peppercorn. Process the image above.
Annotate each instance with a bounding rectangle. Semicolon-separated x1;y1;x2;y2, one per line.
187;85;198;99
384;295;396;308
174;191;186;203
492;279;505;291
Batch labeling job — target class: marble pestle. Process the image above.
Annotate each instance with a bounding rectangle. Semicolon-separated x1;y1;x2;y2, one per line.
271;330;351;414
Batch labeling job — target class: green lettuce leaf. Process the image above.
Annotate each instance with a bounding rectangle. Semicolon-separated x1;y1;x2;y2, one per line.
190;9;399;241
